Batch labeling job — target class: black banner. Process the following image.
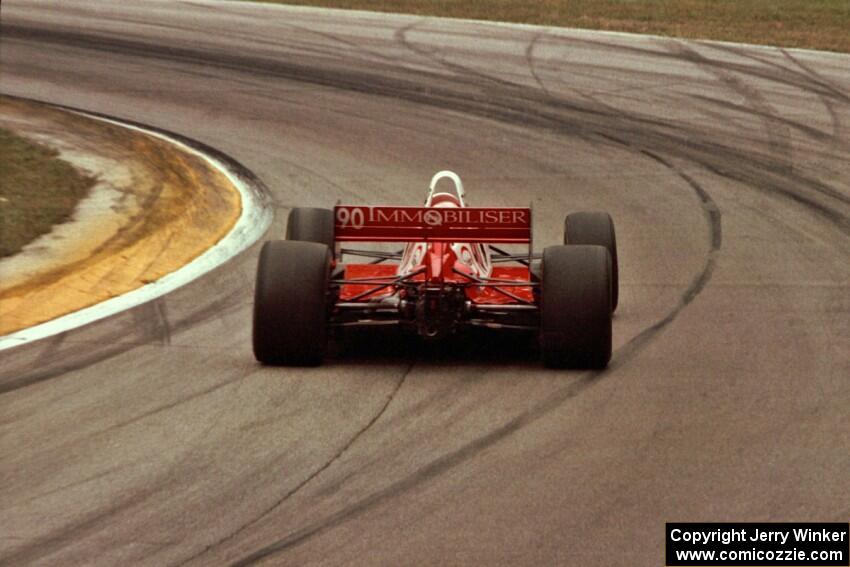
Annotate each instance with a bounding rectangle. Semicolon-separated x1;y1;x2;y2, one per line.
666;523;849;566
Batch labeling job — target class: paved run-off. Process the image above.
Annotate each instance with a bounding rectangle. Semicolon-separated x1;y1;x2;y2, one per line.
0;97;242;335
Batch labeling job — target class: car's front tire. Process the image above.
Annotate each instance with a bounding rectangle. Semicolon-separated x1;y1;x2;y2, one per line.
253;240;331;366
540;244;612;369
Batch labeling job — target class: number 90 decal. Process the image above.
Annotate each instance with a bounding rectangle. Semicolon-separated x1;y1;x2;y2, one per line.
336;207;365;229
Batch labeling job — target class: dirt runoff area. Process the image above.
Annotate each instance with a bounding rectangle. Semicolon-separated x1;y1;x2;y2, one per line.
0;96;242;336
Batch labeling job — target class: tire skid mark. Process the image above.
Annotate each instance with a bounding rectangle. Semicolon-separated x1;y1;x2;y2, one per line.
704;42;850;107
103;376;238;434
638;150;722;293
224;373;598;567
131;304;165;347
10;462;131;508
395;20;525;91
0;288;243;395
521;36;652;117
688;93;836;144
154;298;172;346
779;48;848;159
1;364;260;566
394;20;631;119
524;32;553;98
556;35;850;104
99;11;394;69
280;21;406;69
699;159;849;236
390;23;668;135
0;484;166;567
669;41;794;172
33;332;67;362
174;360;415;567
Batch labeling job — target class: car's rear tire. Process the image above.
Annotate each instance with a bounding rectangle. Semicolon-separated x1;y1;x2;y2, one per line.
286;207;335;250
540;245;612;369
253;240;331;365
564;211;619;312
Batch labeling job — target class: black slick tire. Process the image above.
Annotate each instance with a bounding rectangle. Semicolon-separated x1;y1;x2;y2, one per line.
286;207;335;250
540;245;612;369
564;211;619;312
253;240;331;366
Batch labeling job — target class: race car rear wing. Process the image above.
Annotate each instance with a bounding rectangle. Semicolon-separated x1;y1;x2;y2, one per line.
334;205;532;244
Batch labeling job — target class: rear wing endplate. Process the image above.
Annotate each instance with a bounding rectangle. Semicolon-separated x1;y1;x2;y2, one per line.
334;205;531;244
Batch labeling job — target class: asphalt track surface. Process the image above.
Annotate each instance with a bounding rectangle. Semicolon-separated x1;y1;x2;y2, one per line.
1;2;849;565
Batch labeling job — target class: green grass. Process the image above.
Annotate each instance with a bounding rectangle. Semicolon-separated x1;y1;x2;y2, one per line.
243;0;850;52
0;128;95;258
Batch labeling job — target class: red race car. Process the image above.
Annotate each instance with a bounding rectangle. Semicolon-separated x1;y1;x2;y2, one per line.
253;171;618;368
